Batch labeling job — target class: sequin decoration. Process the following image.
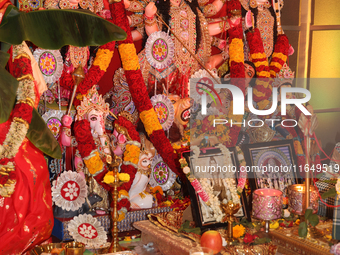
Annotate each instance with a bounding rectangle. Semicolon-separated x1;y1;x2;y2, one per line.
68;214;107;246
145;31;174;69
150;94;174;131
52;171;88;211
33;48;63;84
149;154;177;191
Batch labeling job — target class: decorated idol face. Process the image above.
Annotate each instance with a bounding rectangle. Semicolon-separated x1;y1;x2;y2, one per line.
138;152;154;170
87;109;105;138
170;96;191;126
244;63;255;87
138;135;156;171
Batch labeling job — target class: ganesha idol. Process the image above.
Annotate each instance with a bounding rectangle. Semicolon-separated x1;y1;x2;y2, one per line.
61;85;113;212
129;134;157;209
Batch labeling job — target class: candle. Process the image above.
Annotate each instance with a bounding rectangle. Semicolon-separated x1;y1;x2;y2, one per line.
288;184;318;215
252;188;283;221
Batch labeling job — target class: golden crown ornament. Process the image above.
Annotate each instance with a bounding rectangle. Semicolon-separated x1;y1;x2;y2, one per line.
76;85;110;119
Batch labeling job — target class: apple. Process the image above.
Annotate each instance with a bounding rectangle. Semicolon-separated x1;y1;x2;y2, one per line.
200;230;222;254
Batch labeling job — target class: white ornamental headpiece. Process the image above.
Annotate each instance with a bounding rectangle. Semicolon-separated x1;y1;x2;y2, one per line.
76;85;110;119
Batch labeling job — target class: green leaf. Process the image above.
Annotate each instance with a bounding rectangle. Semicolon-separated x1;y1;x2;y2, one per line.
321;187;337;199
27;109;62;159
0;8;126;49
0;42;11;53
305;209;313;220
0;60;18;123
0;50;10;67
298;221;308;238
309;214;319;227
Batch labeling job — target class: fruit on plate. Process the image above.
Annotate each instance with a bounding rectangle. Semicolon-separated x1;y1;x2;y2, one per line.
200;230;222;254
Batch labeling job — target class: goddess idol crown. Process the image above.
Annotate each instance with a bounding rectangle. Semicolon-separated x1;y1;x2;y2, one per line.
272;63;295;88
76;85;110;119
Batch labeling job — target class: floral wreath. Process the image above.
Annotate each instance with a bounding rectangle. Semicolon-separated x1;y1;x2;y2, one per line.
145;31;174;70
150;94;174;131
52;170;88;211
149;154;177;191
0;43;36;198
33;48;63;84
68;214;107;246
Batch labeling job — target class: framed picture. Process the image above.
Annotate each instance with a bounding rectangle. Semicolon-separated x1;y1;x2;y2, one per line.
183;147;250;229
242;140;300;207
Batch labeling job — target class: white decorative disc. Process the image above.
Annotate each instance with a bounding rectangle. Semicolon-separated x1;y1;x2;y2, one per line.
33;48;63;84
52;170;88;211
42;110;64;139
150;94;175;131
149;154;177;191
68;214;107;246
145;31;174;69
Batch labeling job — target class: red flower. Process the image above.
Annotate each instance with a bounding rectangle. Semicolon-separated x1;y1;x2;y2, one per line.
0;175;9;185
13;57;33;79
156;193;163;203
9;172;16;180
12;103;33;124
243;233;258;244
119;198;130;208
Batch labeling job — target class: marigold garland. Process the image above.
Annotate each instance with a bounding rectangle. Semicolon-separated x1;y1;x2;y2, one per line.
118;43;140;70
92;48;114;72
269;35;289;77
110;1;183;185
225;24;244;147
139;108;163;136
83;151;104;176
229;38;244;64
123;144;140;165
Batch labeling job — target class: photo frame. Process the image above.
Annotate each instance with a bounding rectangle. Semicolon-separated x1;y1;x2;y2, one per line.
242;139;300;208
183;147;250;229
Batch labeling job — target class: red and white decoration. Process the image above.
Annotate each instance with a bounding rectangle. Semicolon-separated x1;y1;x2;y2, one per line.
52;170;88;211
68;214;107;246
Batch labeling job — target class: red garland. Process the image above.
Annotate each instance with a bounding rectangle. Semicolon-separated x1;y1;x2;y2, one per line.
73;119;97;158
246;29;265;56
269;34;289;77
150;129;184;180
110;2;183;180
114;116;140;141
124;70;153;112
